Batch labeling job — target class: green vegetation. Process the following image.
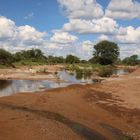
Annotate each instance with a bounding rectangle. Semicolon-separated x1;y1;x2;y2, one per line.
65;55;80;64
122;55;139;66
47;56;65;64
14;49;47;63
91;40;119;65
98;66;113;77
65;64;114;77
0;49;14;67
0;40;139;77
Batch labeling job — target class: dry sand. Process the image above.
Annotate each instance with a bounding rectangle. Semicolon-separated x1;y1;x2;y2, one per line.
0;67;140;140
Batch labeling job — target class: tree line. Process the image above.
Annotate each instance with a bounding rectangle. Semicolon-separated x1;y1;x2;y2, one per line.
0;40;139;67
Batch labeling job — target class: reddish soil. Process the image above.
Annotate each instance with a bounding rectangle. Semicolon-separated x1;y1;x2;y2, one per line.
0;68;140;140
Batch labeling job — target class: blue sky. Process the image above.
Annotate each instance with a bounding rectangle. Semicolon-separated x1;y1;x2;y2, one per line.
0;0;66;31
0;0;140;59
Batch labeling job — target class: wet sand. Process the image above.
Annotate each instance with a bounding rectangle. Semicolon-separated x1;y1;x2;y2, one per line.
0;67;140;140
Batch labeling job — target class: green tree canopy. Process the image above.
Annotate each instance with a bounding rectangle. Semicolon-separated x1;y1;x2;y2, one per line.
122;55;139;65
47;56;65;64
65;55;80;64
93;40;119;65
14;49;47;62
0;49;14;65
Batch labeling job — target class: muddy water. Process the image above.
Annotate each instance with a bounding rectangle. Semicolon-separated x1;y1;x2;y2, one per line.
0;69;129;97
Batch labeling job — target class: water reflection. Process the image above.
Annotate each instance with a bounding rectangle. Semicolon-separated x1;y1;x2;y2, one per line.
0;70;93;97
0;80;71;97
58;70;93;84
0;80;12;90
113;69;129;75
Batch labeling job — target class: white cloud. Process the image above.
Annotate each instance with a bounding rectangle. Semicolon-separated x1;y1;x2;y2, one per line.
58;0;104;19
120;44;140;58
43;40;94;60
106;0;140;19
113;26;140;44
50;31;78;44
82;40;94;51
63;17;118;34
44;41;66;50
1;15;140;60
18;25;46;44
0;16;94;59
0;16;47;51
98;34;109;41
0;16;16;39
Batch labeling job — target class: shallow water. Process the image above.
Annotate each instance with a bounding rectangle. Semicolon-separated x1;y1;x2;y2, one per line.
113;69;129;75
0;69;129;97
0;70;93;97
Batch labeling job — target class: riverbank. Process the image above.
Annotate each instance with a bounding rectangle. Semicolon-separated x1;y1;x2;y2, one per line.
0;65;64;80
0;64;136;80
0;67;140;139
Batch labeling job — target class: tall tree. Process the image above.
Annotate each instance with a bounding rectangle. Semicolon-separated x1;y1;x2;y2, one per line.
93;40;119;65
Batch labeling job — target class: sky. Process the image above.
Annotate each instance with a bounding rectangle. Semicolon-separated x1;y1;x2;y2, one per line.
0;0;140;60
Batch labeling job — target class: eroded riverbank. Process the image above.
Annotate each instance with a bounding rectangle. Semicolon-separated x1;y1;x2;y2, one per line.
0;67;140;140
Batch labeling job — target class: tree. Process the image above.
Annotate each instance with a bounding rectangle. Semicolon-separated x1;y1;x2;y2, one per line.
47;56;65;64
0;49;14;65
122;55;139;65
14;49;47;62
65;55;80;64
93;40;119;65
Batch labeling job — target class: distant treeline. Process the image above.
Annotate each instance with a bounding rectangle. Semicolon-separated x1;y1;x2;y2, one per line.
0;48;83;66
0;40;140;67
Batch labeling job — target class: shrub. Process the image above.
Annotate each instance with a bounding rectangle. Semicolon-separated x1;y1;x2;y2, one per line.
98;66;113;77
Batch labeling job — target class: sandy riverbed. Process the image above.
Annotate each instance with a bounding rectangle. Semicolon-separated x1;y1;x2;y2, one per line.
0;65;64;80
0;67;140;140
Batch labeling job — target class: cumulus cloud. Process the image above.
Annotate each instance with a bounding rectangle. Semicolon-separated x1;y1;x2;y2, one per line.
82;40;94;51
43;41;93;59
98;34;109;41
0;16;47;52
106;0;140;19
18;25;46;46
120;44;140;58
58;0;104;19
57;0;140;58
63;17;118;34
0;16;16;40
113;26;140;44
0;16;94;59
50;31;78;44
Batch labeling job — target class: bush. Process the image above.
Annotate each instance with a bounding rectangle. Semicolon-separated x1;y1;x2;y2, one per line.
98;66;113;77
0;49;14;66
